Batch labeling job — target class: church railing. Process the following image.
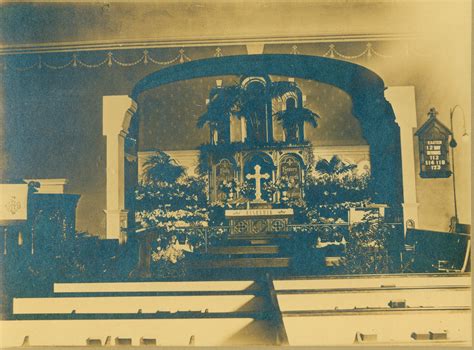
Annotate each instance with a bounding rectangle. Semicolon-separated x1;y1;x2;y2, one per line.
132;225;231;253
287;223;351;241
288;222;403;231
173;226;231;253
131;222;403;252
288;223;350;229
288;222;404;249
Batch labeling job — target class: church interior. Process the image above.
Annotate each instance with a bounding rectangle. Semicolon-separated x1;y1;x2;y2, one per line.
0;0;471;347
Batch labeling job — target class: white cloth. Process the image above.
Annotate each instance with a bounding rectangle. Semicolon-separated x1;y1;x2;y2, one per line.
316;237;347;248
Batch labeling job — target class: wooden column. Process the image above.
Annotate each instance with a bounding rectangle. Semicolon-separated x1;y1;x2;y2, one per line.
385;86;419;234
102;95;137;242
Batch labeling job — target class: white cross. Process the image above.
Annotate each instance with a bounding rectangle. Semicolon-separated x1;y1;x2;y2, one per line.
246;164;270;201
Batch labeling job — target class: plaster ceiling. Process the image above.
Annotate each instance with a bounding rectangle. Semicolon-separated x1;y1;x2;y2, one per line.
0;1;470;53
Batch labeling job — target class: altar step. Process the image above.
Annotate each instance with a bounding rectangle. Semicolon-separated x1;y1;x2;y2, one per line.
227;233;290;241
192;233;293;270
189;256;291;269
207;245;279;255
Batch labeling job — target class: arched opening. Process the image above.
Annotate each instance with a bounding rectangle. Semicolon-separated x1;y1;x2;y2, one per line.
244;80;268;144
286;97;296;110
115;53;405;277
129;54;402;211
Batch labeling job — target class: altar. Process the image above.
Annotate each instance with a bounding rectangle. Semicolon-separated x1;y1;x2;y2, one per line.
223;157;295;237
225;208;294;236
198;75;316;206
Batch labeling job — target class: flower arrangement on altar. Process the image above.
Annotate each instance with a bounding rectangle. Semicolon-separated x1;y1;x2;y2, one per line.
218;179;238;199
236;179;255;200
238;177;290;202
263;176;290;199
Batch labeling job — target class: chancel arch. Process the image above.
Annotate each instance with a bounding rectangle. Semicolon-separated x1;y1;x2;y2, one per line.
132;54;402;205
103;54;404;238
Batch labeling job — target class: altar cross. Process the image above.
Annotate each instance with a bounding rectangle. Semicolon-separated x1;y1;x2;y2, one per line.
246;164;270;201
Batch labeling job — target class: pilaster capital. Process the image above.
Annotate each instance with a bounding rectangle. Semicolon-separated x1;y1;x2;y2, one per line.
103;95;137;136
385;86;418;129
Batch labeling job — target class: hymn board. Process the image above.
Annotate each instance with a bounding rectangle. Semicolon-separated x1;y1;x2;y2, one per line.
415;108;452;178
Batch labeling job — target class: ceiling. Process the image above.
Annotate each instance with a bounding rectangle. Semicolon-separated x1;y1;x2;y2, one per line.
0;1;470;54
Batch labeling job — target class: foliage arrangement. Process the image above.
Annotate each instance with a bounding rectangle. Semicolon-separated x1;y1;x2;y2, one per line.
214;176;299;206
197;142;312;176
197;81;299;127
151;235;191;264
342;212;399;274
273;105;320;142
196;79;319;146
136;73;385;275
135;151;210;271
141;151;186;185
305;155;372;223
218;179;239;200
196;84;242;128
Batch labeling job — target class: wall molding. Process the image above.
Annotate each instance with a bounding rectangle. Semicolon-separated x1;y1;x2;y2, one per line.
0;32;419;56
1;41;432;73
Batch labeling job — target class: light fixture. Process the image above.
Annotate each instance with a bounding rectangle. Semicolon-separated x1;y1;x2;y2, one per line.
448;104;469;231
449;105;469;148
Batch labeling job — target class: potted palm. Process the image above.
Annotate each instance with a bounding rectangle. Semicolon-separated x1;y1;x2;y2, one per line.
274;100;320;143
314;155;357;176
197;84;241;143
141;150;186;185
197;79;320;144
269;80;298;98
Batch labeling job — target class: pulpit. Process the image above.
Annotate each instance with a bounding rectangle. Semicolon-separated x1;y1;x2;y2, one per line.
0;180;80;256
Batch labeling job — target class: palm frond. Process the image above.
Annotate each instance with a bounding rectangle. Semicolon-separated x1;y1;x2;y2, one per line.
270;81;298;98
196;84;241;128
300;108;321;127
274;107;320;129
315;155;356;175
315;158;331;174
143;151;186;184
197;111;216;128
